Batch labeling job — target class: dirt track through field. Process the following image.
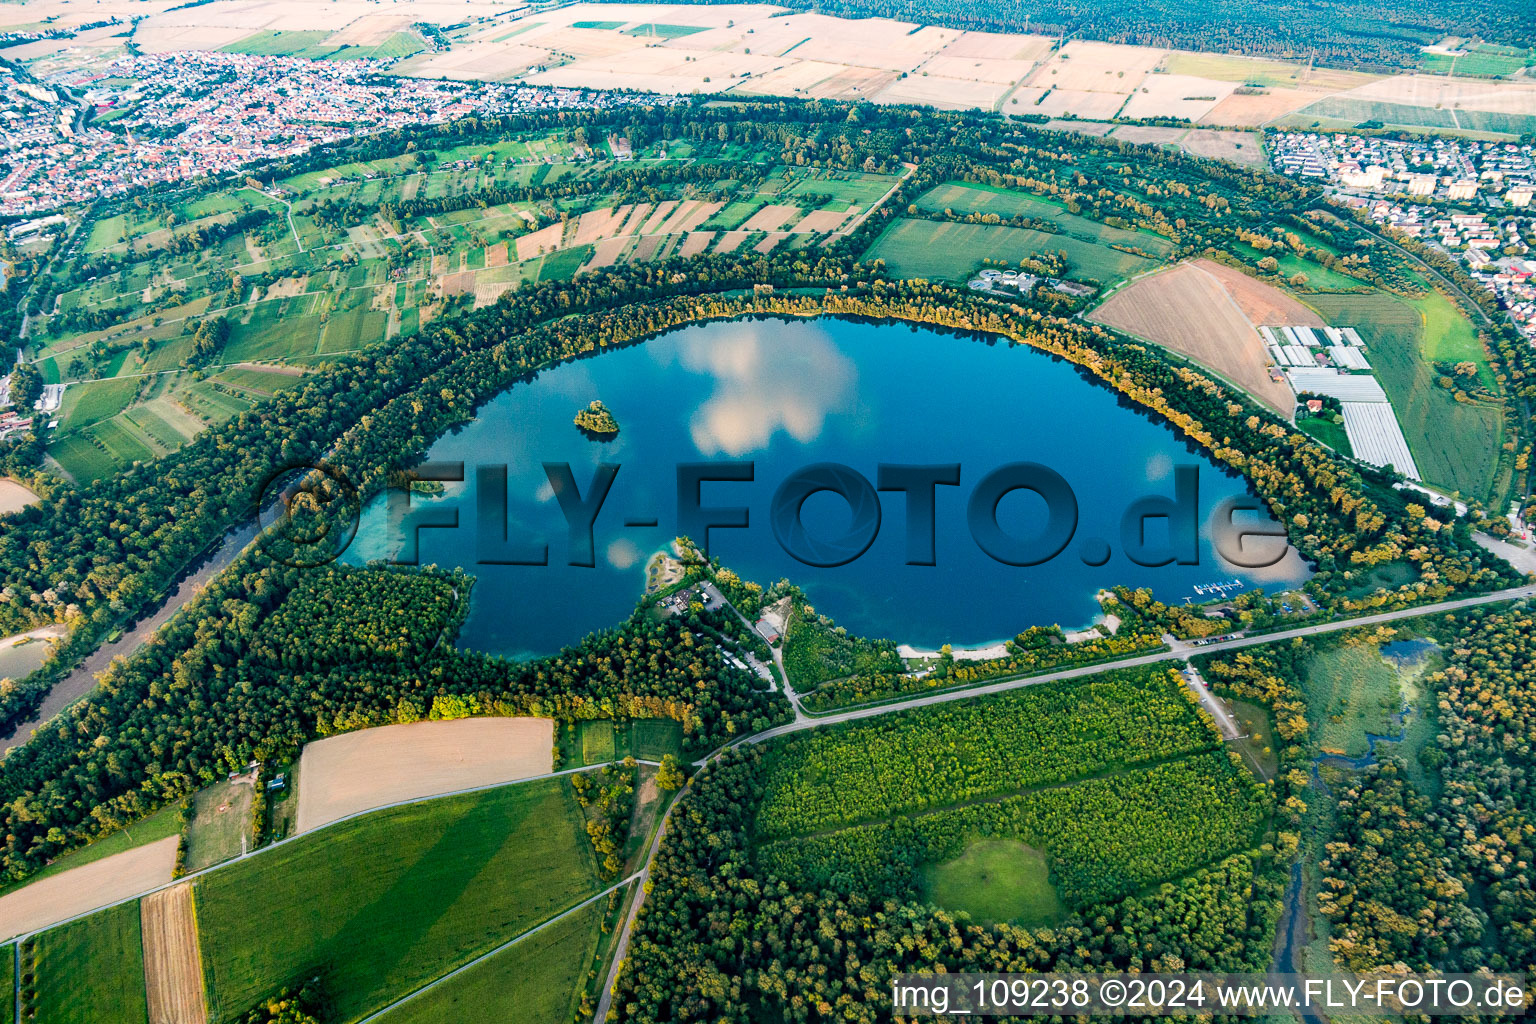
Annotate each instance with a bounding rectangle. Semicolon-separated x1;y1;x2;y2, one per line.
295;717;554;833
142;883;209;1024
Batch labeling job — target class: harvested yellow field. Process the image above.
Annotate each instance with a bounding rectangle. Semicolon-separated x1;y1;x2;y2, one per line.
1195;258;1324;327
325;13;416;46
920;55;1038;85
941;30;1055;61
1338;74;1536;114
0;835;178;942
791;206;855;233
732;60;843;97
754;231;789;253
614;203;653;236
141;884;209;1024
1034;89;1129;119
134;23;253;51
631;234;666;261
639;200;679;235
514;222;563;261
295;717;555;834
585;235;631;269
679;231;715;257
1202;87;1324;126
741;204;801;232
714;230;753;253
801;66;897;100
574;207;624;244
0;479;40;515
875;74;1013;111
1121;74;1236;121
1088;261;1295;415
1038;40;1162;91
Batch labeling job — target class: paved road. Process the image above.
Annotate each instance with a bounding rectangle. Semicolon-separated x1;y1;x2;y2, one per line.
6;759;657;945
583;583;1536;1021
0;518;262;754
737;584;1536;748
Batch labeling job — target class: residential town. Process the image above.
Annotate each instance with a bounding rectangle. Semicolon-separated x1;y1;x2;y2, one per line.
0;50;661;217
1270;131;1536;345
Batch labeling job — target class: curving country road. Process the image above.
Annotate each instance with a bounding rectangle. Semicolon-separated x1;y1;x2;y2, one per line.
590;581;1536;1021
736;583;1536;747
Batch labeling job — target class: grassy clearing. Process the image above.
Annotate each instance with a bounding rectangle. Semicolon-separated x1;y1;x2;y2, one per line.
195;776;602;1024
572;719;684;766
58;377;141;430
372;897;604;1024
25;902;148;1024
1300;644;1407;757
1228;698;1280;780
866;218;1159;285
1298;415;1352;456
184;779;254;873
920;839;1066;927
1309;291;1502;501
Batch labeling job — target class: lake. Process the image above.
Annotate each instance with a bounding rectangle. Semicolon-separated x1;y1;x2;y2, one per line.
346;317;1309;658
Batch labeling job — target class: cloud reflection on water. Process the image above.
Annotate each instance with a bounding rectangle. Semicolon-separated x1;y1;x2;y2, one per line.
674;323;857;456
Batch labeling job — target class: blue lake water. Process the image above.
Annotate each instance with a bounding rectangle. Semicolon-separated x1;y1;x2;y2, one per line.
345;317;1310;658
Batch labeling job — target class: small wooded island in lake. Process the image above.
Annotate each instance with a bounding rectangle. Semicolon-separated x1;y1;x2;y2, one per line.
574;400;620;439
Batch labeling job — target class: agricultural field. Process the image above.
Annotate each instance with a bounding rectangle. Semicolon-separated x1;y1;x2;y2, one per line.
1087;260;1296;414
1308;291;1503;501
570;718;684;766
912;182;1176;258
141;884;208;1024
374;896;609;1024
294;717;554;833
195;776;604;1023
21;902;149;1024
865;218;1162;286
1420;44;1536;78
35;135;899;483
0;827;179;942
755;667;1220;838
752;666;1267;921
